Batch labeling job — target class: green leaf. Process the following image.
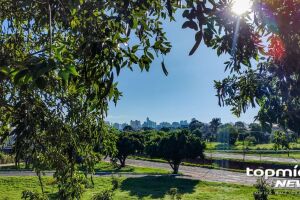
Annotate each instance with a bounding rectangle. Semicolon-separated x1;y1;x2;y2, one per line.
161;61;168;76
58;69;70;81
182;21;198;31
68;65;79;76
189;31;203;56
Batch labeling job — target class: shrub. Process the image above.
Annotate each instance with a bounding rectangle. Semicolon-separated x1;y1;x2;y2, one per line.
21;190;48;200
253;177;273;200
92;190;113;200
167;188;182;200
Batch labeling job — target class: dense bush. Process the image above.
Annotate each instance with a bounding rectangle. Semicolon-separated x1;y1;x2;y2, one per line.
0;152;14;164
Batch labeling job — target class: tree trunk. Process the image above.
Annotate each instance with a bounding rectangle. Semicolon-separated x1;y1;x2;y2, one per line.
119;156;126;168
168;160;180;174
173;164;179;174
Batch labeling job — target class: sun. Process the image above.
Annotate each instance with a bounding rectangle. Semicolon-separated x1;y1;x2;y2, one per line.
231;0;253;15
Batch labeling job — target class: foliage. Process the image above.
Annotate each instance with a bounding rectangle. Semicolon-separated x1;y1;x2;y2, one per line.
92;190;113;200
146;130;205;174
167;187;182;200
273;130;290;151
123;125;134;132
182;0;300;136
0;0;175;198
217;124;238;145
191;128;203;138
244;136;257;146
0;152;14;164
92;176;119;200
1;176;299;200
21;190;48;200
249;123;269;144
114;132;144;167
253;177;273;200
189;120;204;132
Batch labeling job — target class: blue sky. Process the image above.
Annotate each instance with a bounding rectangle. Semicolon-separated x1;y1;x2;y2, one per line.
107;11;259;124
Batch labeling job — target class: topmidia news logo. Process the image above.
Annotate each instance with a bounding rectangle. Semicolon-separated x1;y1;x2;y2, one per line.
246;165;300;188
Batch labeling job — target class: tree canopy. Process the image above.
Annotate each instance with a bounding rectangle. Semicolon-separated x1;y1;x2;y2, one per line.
0;0;175;198
146;130;205;174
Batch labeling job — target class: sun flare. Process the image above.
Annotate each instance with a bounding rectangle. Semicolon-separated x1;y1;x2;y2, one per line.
231;0;253;15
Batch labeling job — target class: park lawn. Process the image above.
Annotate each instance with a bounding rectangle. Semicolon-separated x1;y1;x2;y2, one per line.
93;161;171;175
249;152;300;159
0;161;171;175
206;142;300;150
0;176;299;200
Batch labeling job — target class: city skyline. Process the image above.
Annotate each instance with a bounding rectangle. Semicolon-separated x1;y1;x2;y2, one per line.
107;116;255;131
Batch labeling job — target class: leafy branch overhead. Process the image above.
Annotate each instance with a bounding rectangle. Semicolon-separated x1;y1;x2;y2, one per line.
0;0;176;199
181;0;300;134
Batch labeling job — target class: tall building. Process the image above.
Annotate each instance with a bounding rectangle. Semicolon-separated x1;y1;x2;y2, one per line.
180;120;189;128
130;120;141;130
172;122;180;129
142;117;156;129
180;120;188;126
159;122;171;128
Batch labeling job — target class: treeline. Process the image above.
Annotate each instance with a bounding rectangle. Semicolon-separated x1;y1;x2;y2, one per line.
107;119;298;173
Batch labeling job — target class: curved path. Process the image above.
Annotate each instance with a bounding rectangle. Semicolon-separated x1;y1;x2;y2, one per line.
0;159;295;186
124;159;258;185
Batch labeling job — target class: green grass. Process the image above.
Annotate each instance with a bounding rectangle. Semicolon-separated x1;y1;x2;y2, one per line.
0;176;299;200
0;161;170;175
206;142;300;151
93;161;171;175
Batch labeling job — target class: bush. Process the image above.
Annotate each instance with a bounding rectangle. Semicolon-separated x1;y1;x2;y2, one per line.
253;177;273;200
0;152;14;164
21;190;48;200
167;188;182;200
92;190;113;200
245;136;257;146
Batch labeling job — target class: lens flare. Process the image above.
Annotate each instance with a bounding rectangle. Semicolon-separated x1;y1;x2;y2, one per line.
231;0;253;15
268;35;286;61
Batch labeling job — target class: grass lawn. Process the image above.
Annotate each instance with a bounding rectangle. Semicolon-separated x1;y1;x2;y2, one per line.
0;161;171;175
0;176;299;200
248;152;300;160
93;161;171;175
206;142;300;151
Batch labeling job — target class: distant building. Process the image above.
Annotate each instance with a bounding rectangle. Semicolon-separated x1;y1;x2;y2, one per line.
172;122;180;129
159;122;171;128
130;120;141;130
142;117;156;129
180;120;189;128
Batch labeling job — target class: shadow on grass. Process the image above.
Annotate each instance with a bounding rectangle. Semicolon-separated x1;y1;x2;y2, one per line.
120;176;198;199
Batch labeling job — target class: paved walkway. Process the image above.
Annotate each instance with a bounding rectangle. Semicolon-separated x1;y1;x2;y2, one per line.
1;158;297;186
124;159;259;185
